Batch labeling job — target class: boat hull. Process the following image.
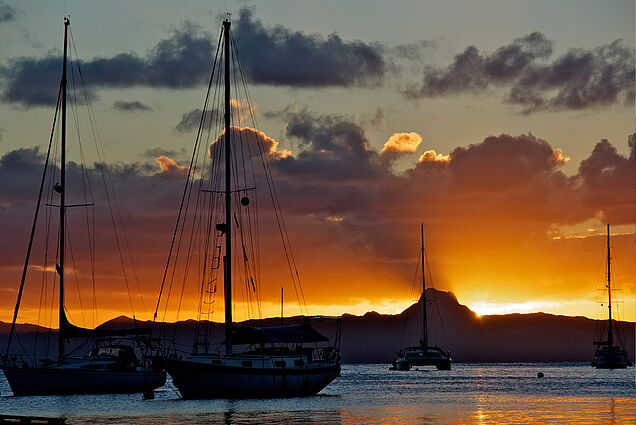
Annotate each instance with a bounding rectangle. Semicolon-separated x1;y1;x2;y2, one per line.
166;357;340;399
2;366;166;396
592;346;632;369
392;346;452;371
407;357;452;370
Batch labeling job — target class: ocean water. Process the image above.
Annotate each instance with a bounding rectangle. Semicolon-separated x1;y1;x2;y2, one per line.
1;363;634;424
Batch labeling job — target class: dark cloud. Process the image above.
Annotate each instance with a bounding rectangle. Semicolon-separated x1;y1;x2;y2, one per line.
0;2;15;22
278;111;387;181
405;32;634;113
0;147;46;203
233;7;385;87
405;33;553;98
577;135;635;223
140;147;186;159
113;100;152;112
1;22;215;107
444;133;569;193
175;108;222;132
2;9;388;107
509;40;635;113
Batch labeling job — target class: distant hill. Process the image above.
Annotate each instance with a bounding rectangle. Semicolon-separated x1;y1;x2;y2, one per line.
1;289;633;363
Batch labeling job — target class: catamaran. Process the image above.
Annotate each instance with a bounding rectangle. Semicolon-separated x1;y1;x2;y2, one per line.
391;224;452;371
591;224;632;369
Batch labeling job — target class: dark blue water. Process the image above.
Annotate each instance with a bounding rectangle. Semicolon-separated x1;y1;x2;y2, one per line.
1;363;634;424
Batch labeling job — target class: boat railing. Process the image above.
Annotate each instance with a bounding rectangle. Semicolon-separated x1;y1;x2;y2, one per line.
1;353;33;368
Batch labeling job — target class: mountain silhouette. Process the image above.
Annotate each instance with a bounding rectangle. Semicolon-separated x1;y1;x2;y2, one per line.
1;289;633;363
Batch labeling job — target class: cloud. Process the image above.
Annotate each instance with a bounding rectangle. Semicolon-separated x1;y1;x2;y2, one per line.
176;100;255;133
0;123;634;322
140;147;186;159
405;32;634;113
278;111;388;181
155;155;188;177
442;133;573;193
113;100;152;112
0;2;15;23
211;126;291;160
381;132;423;154
175;108;221;133
1;22;215;107
577;135;635;223
1;9;387;107
418;149;449;164
233;7;385;87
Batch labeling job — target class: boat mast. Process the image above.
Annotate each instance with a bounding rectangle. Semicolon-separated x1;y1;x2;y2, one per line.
223;19;233;355
58;16;69;361
606;224;613;348
420;223;428;349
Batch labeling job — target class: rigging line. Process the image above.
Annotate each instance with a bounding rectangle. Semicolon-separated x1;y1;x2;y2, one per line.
232;38;308;316
196;124;221;342
196;132;213;324
44;133;61;358
35;94;60;361
423;243;447;347
34;181;54;361
5;82;62;358
231;43;263;315
229;88;256;317
166;50;222;346
198;152;220;323
229;38;261;302
70;28;145;324
66;61;92;328
153;25;223;331
232;42;304;315
230;52;261;320
169;96;212;340
48;220;61;354
400;245;421;348
65;215;86;327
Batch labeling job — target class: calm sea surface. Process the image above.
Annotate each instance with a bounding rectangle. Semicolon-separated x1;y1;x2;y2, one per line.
1;363;634;424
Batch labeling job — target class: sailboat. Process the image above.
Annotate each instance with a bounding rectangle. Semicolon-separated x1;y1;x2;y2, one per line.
158;19;341;399
591;224;632;369
391;224;451;371
1;17;166;396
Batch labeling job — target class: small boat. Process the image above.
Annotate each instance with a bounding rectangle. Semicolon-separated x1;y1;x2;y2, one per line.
591;224;632;369
391;224;452;371
157;18;341;399
1;17;166;396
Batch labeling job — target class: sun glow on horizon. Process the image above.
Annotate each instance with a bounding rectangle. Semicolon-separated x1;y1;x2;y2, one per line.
469;301;566;316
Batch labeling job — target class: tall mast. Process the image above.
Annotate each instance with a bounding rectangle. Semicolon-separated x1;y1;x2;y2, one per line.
223;19;233;355
58;16;69;361
421;223;428;348
606;224;613;347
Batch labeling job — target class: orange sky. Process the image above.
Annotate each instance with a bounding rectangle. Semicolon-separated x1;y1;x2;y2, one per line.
1;129;633;329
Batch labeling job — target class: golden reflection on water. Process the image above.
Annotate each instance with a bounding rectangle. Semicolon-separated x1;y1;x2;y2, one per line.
331;395;635;425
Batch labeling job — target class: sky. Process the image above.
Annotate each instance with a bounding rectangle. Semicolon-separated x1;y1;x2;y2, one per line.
0;0;634;327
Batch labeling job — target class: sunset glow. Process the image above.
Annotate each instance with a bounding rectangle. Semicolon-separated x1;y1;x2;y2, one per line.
0;2;633;331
